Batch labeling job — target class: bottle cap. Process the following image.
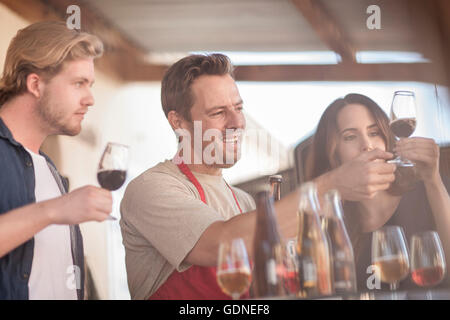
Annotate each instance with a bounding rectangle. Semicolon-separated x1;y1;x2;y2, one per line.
268;175;283;183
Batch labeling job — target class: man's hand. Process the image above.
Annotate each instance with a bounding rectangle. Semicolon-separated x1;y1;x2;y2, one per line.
46;186;113;225
325;149;397;201
0;186;112;258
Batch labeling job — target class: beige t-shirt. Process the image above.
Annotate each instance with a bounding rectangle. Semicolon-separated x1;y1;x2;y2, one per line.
120;159;255;300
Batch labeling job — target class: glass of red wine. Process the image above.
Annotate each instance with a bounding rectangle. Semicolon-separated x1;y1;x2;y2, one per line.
97;142;129;221
411;231;446;300
387;91;417;167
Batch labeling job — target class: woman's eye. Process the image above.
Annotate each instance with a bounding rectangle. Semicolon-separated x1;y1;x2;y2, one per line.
343;135;356;141
369;131;380;137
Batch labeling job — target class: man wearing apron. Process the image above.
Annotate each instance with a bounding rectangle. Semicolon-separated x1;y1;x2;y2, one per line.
120;54;299;300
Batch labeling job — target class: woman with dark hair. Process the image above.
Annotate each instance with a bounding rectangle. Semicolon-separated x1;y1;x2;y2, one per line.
308;93;450;292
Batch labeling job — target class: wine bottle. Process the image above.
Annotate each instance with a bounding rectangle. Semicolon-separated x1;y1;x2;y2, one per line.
322;190;357;295
296;182;333;298
252;190;286;298
269;174;300;295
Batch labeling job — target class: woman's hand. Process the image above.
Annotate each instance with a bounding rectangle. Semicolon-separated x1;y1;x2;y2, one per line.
394;137;440;183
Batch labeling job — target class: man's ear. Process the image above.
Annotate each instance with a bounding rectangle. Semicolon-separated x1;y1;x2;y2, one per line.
26;73;44;99
167;110;184;131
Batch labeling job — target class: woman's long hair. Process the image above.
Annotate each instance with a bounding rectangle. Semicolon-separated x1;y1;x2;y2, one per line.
305;93;417;195
305;93;418;259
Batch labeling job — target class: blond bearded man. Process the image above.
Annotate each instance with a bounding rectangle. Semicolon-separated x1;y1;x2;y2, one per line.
0;21;112;300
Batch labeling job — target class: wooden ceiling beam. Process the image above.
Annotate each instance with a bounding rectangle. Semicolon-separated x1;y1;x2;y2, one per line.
234;63;446;84
290;0;356;64
2;0;446;85
0;0;167;82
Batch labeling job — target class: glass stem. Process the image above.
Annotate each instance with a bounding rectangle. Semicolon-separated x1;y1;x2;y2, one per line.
390;282;398;291
390;282;399;300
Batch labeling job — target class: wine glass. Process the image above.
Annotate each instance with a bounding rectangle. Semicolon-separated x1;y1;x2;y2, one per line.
372;226;410;298
411;231;446;300
217;238;252;300
387;90;417;167
97;142;130;221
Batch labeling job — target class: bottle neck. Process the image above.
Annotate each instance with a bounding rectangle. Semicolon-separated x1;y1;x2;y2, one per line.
323;192;345;221
271;182;281;201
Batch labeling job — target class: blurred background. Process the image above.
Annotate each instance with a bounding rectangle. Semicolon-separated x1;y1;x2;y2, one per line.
0;0;449;299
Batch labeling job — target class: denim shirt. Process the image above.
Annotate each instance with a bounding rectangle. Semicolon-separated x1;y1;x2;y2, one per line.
0;118;84;300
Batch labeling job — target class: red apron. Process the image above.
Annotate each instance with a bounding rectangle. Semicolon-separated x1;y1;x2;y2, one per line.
149;160;248;300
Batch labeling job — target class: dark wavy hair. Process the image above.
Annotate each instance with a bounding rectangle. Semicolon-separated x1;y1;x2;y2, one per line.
306;93;417;196
306;93;419;263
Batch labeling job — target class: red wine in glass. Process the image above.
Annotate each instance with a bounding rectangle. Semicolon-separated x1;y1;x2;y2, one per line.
390;118;416;138
97;170;127;191
411;231;446;299
98;142;130;220
387;91;417;167
411;266;445;287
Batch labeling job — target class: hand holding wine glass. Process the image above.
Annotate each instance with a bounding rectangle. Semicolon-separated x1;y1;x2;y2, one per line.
372;226;410;296
387;91;417;167
411;231;446;299
216;238;252;300
97;142;130;221
394;137;440;183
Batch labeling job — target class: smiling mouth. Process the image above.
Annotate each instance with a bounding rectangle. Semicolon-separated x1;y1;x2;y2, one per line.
221;132;242;143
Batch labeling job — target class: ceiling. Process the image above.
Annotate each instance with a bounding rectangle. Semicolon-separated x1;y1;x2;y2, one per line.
1;0;448;83
89;0;327;53
87;0;441;56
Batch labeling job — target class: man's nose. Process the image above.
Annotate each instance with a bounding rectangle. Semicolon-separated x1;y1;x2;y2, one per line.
227;108;245;130
82;89;94;107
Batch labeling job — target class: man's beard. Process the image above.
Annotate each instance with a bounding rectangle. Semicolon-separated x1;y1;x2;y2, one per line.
36;91;80;136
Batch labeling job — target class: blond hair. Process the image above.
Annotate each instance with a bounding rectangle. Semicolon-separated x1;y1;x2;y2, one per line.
0;21;104;106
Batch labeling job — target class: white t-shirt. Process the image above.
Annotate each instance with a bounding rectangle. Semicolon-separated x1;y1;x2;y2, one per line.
26;148;77;300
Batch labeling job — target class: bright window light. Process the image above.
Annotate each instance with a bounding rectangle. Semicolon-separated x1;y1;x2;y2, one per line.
191;51;341;65
356;51;430;64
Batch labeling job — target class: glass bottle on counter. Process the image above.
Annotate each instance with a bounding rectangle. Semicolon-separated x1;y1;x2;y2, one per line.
296;182;333;298
252;189;286;298
322;190;357;295
269;174;299;295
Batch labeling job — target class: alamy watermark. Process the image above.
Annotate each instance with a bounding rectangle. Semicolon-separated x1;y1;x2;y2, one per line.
367;5;381;30
173;121;281;175
366;264;382;290
66;5;81;30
